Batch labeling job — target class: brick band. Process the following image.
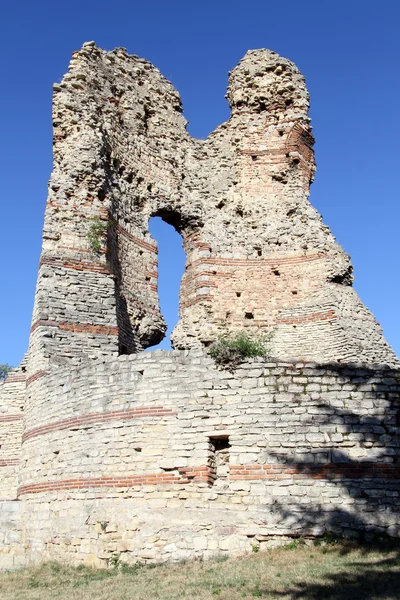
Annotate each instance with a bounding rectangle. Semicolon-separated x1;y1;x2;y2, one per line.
17;462;400;496
26;370;48;387
187;253;326;270
40;256;112;275
31;320;118;336
116;223;157;253
23;406;177;442
230;463;400;480
0;459;19;467
58;322;118;335
0;415;23;423
17;467;211;496
4;373;26;383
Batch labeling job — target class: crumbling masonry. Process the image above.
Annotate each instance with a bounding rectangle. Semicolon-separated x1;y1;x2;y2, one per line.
0;43;399;569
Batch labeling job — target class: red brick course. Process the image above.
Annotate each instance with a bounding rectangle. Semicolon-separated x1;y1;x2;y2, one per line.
23;406;178;442
0;459;19;467
30;320;118;336
186;253;326;271
4;373;26;383
230;463;400;480
17;466;212;496
30;320;58;333
0;415;23;423
17;462;400;496
58;322;118;335
40;256;112;275
26;370;48;387
115;223;158;253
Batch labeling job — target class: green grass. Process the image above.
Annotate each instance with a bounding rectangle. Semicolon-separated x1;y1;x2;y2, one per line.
1;541;400;599
209;332;271;368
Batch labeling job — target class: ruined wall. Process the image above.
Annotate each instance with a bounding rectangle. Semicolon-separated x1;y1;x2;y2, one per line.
1;44;399;570
26;42;398;391
17;350;400;566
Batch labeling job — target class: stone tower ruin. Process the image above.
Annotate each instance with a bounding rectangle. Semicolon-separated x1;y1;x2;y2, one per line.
27;43;397;371
0;43;399;569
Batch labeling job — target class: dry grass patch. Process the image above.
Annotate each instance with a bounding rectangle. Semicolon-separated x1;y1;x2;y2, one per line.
1;540;400;600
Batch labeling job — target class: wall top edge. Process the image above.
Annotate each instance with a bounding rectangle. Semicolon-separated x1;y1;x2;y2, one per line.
32;348;400;387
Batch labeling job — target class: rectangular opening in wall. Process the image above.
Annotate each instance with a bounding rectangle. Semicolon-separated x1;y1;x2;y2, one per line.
208;435;230;488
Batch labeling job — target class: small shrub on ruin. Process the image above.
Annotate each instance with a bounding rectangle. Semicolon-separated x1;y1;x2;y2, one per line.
86;216;109;253
208;331;272;369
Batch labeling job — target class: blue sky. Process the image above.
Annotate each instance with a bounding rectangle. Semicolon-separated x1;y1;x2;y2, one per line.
1;0;399;365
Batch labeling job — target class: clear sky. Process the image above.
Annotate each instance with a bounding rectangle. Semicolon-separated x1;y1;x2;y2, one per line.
1;0;399;365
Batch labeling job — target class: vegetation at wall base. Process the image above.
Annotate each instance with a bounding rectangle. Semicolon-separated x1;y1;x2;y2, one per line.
208;331;272;369
1;540;400;600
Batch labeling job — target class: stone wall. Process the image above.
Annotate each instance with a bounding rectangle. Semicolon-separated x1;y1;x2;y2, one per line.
0;501;24;570
0;361;26;499
17;350;400;566
0;366;26;569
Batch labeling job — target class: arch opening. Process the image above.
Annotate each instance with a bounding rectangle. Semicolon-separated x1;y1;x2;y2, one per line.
147;216;186;350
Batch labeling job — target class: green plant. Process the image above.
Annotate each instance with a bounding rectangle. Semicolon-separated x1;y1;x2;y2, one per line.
213;554;229;563
28;578;41;589
208;331;272;369
285;537;306;550
322;532;341;546
286;540;299;550
313;533;341;547
119;563;140;575
108;553;121;569
251;544;260;553
0;364;13;381
87;216;109;253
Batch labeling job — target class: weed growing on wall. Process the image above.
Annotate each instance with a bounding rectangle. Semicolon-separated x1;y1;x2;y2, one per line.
87;217;109;253
208;331;272;369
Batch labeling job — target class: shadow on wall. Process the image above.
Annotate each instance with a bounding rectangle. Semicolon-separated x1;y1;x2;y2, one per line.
262;362;400;599
147;217;186;350
267;363;400;539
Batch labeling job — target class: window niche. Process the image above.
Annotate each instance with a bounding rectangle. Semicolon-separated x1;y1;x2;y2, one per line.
208;435;231;487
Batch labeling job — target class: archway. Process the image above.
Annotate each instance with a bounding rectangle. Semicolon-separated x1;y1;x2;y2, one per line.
147;217;186;349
